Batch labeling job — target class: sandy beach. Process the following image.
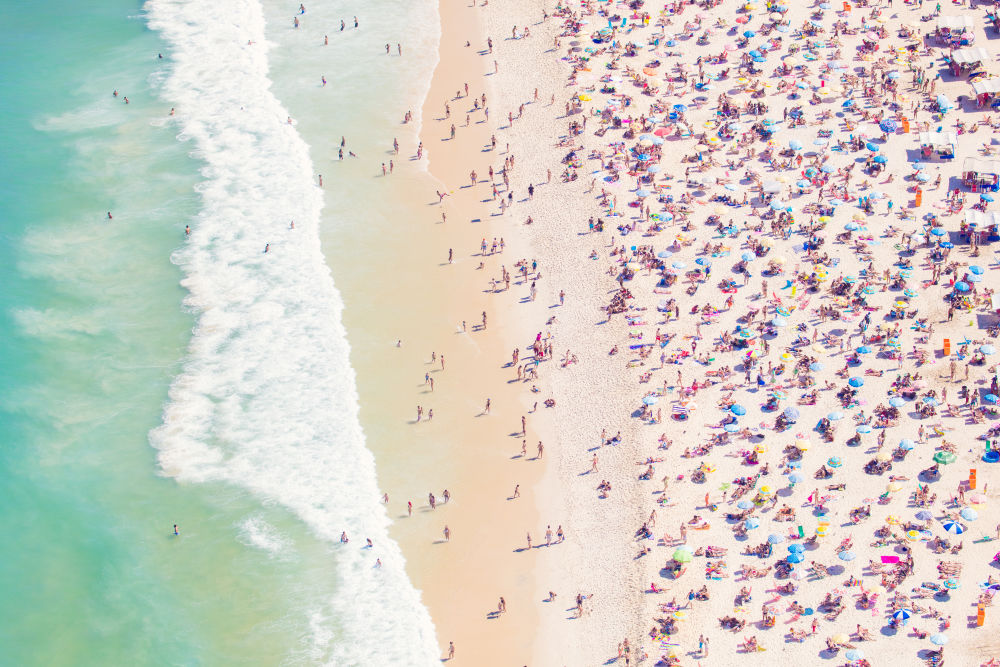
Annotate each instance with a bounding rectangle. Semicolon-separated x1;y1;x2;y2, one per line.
335;0;1000;664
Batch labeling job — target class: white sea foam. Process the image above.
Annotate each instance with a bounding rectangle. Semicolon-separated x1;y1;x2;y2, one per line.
145;1;439;663
238;514;291;557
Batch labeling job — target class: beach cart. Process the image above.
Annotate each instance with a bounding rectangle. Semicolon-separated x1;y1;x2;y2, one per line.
973;78;1000;108
964;158;1000;192
949;47;988;77
918;132;957;160
937;16;975;47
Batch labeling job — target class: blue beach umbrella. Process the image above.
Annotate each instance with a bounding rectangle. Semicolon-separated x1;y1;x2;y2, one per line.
961;507;979;521
741;251;755;262
787;552;805;563
784;407;800;421
970;265;985;275
889;397;905;408
731;404;747;416
848;377;864;388
672;261;687;269
770;200;788;211
892;609;912;621
768;533;786;544
643;395;658;405
982;193;995;203
930;227;946;237
856;424;872;434
657;250;673;258
866;142;879;152
873;155;888;164
954;282;970;292
846;649;864;661
737;500;754;510
915;510;933;521
745;517;761;529
809;362;824;372
880;119;898;132
725;422;741;432
930;634;948;646
744;30;756;38
981;344;996;355
900;440;915;451
856;345;872;354
788;472;805;484
771;316;788;327
838;550;856;561
943;521;965;535
789;139;803;151
821;163;835;173
828;411;844;421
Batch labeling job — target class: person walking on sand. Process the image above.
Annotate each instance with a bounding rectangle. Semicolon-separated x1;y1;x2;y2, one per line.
443;525;450;541
447;642;455;660
484;398;491;414
526;533;532;549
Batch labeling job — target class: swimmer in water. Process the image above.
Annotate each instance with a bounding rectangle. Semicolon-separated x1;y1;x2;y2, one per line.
340;532;349;543
264;243;269;253
173;524;179;535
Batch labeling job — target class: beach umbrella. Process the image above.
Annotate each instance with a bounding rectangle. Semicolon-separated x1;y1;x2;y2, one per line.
730;404;747;416
982;193;995;203
873;155;888;164
784;407;800;421
813;138;828;147
647;165;661;173
954;282;970;292
889;397;906;408
905;530;920;541
796;179;810;188
848;377;864;388
930;227;947;237
743;30;756;38
787;544;805;555
695;257;711;266
892;609;912;621
943;521;965;535
943;578;960;590
672;610;688;620
741;251;755;262
770;199;788;211
737;500;754;510
903;288;918;298
961;507;978;521
787;552;804;563
866;142;880;152
771;316;788;327
745;517;761;529
856;424;872;434
880;119;899;132
844;221;860;231
969;274;983;283
856;345;872;354
915;510;933;521
809;362;824;372
828;411;844;421
643;395;658;405
985;394;998;404
982;345;996;355
970;265;985;275
886;480;903;491
838;550;856;561
789;139;803;151
922;396;939;407
930;634;948;646
845;649;864;661
672;261;687;269
827;457;842;468
788;472;804;484
672;547;694;563
724;422;741;433
934;451;956;465
656;250;672;259
899;439;915;451
768;533;785;544
635;189;651;198
970;492;987;504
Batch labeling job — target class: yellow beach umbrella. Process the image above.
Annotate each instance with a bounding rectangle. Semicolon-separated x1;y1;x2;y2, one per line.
756;443;768;453
876;452;893;463
831;633;849;645
759;485;773;495
886;515;900;525
578;94;592;102
886;481;903;491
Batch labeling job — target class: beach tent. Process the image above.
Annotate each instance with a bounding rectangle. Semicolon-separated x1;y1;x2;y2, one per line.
949;47;988;75
963;158;1000;192
973;78;1000;107
965;210;1000;226
937;16;974;32
918;132;957;160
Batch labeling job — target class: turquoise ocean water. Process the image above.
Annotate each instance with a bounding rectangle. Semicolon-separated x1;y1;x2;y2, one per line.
0;1;438;664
